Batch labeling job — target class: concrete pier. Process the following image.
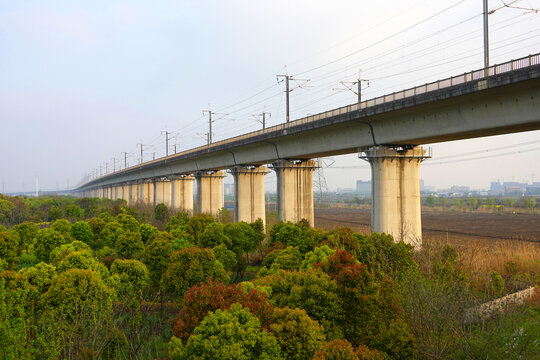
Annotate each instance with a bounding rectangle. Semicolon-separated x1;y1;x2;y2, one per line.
195;171;225;215
141;180;154;206
272;159;317;226
171;175;194;213
230;166;268;224
155;179;172;207
361;146;430;248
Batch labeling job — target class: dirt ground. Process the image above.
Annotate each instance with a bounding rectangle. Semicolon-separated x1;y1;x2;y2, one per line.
314;207;540;242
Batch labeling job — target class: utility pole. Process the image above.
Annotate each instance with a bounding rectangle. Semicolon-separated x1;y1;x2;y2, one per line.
202;110;214;144
202;109;228;145
277;70;310;123
161;130;172;156
122;152;128;169
333;71;369;106
174;144;177;154
111;158;116;172
483;0;489;70
105;162;108;174
253;111;271;129
153;152;156;161
138;143;144;164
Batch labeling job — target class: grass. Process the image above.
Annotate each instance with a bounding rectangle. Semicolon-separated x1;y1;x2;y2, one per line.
424;235;540;296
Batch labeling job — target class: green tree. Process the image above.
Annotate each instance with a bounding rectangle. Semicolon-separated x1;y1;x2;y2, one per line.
212;243;237;272
115;231;144;259
154;203;170;222
260;246;303;275
0;229;20;269
139;223;159;244
301;245;336;270
115;213;140;232
187;214;215;239
468;197;478;210
486;197;495;207
255;269;342;339
439;196;448;208
70;221;93;245
426;195;435;208
198;223;229;248
48;206;62;221
453;198;463;208
34;228;67;262
181;303;283;360
43;268;116;358
506;198;515;208
269;306;326;360
50;218;72;237
163;247;229;304
14;221;38;253
64;204;83;219
166;212;190;232
141;234;173;324
526;197;536;211
110;259;149;359
269;221;314;253
98;220;125;249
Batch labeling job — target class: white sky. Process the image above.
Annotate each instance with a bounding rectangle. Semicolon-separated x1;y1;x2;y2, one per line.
1;0;540;193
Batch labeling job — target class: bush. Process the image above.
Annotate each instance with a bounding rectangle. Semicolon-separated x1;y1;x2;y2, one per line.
182;303;282;360
269;306;326;360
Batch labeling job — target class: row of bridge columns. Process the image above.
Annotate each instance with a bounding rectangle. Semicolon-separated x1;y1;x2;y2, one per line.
78;146;428;246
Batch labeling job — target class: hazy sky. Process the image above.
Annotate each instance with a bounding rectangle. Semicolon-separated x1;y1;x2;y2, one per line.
1;0;540;193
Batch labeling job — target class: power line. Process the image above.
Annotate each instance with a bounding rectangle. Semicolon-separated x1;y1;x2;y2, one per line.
293;0;469;77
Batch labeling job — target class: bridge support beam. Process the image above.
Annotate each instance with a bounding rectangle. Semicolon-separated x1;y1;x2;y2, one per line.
195;171;225;215
171;175;194;213
272;159;317;227
230;166;268;225
361;146;430;248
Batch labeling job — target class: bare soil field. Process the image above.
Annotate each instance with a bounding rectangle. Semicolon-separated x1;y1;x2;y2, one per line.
315;207;540;242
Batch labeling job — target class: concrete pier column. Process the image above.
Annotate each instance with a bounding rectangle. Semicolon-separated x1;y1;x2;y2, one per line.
170;175;194;213
120;184;126;201
108;186;114;200
360;146;430;248
141;180;154;206
195;171;226;215
155;179;172;207
271;159;318;226
230;166;268;225
127;182;136;205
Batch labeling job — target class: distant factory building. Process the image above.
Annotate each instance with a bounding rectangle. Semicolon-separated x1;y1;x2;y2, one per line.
356;180;371;196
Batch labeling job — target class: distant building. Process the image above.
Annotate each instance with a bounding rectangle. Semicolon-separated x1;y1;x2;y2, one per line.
450;185;470;193
526;182;540;195
489;180;527;196
356;180;371;196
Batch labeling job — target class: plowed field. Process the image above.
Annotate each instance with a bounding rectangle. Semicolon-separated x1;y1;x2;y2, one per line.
315;207;540;242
